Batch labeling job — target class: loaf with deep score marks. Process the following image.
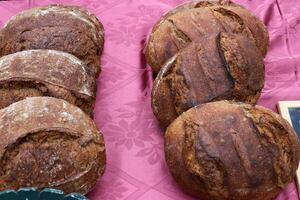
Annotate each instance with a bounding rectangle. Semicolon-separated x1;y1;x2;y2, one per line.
152;33;265;128
0;4;104;78
0;97;106;195
145;0;268;73
0;49;96;116
165;101;300;200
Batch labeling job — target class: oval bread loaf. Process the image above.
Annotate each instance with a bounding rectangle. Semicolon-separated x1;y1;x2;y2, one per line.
152;33;265;128
0;49;96;116
165;101;300;200
145;0;268;73
0;97;106;195
0;4;104;78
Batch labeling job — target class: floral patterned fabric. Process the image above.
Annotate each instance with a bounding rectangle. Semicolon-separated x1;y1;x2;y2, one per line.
0;0;299;199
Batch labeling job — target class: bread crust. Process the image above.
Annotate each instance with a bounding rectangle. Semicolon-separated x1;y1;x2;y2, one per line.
0;4;104;78
0;97;106;195
145;0;268;73
152;33;264;128
0;49;96;115
165;101;300;200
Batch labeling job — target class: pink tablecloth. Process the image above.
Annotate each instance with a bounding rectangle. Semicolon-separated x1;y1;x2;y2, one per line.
0;0;299;199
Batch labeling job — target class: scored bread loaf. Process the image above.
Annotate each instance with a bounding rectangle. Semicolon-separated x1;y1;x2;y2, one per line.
145;0;268;73
165;101;300;200
0;97;106;195
165;0;269;56
0;4;104;78
152;33;265;128
0;49;96;116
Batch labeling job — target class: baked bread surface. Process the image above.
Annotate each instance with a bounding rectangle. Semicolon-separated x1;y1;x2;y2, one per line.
152;33;265;128
145;0;269;73
0;97;106;194
165;101;300;200
0;4;104;77
0;49;96;116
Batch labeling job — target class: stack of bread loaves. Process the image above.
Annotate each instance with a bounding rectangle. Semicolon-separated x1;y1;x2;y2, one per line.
146;1;300;200
0;5;106;195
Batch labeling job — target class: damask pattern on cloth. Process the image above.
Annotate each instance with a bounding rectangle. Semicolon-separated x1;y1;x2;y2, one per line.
0;0;299;199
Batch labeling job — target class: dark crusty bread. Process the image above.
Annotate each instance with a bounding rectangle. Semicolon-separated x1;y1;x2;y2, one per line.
0;97;106;195
0;4;104;78
0;49;96;116
168;0;269;56
165;101;300;200
145;0;268;73
152;33;264;128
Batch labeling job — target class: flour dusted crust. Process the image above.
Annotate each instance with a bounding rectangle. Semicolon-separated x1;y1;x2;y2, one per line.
0;49;95;96
0;97;106;194
0;49;96;115
165;101;300;200
145;0;268;73
4;5;104;45
152;33;265;128
0;4;104;77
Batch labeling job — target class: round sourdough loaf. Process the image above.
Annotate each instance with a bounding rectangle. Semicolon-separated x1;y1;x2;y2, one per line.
152;33;265;128
145;0;268;73
165;101;300;200
0;49;96;116
0;4;104;78
0;97;106;194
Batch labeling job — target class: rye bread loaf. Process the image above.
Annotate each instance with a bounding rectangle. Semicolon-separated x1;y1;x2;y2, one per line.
0;4;104;78
0;97;106;195
145;0;268;73
165;101;300;200
152;33;264;128
163;0;269;56
0;49;96;116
